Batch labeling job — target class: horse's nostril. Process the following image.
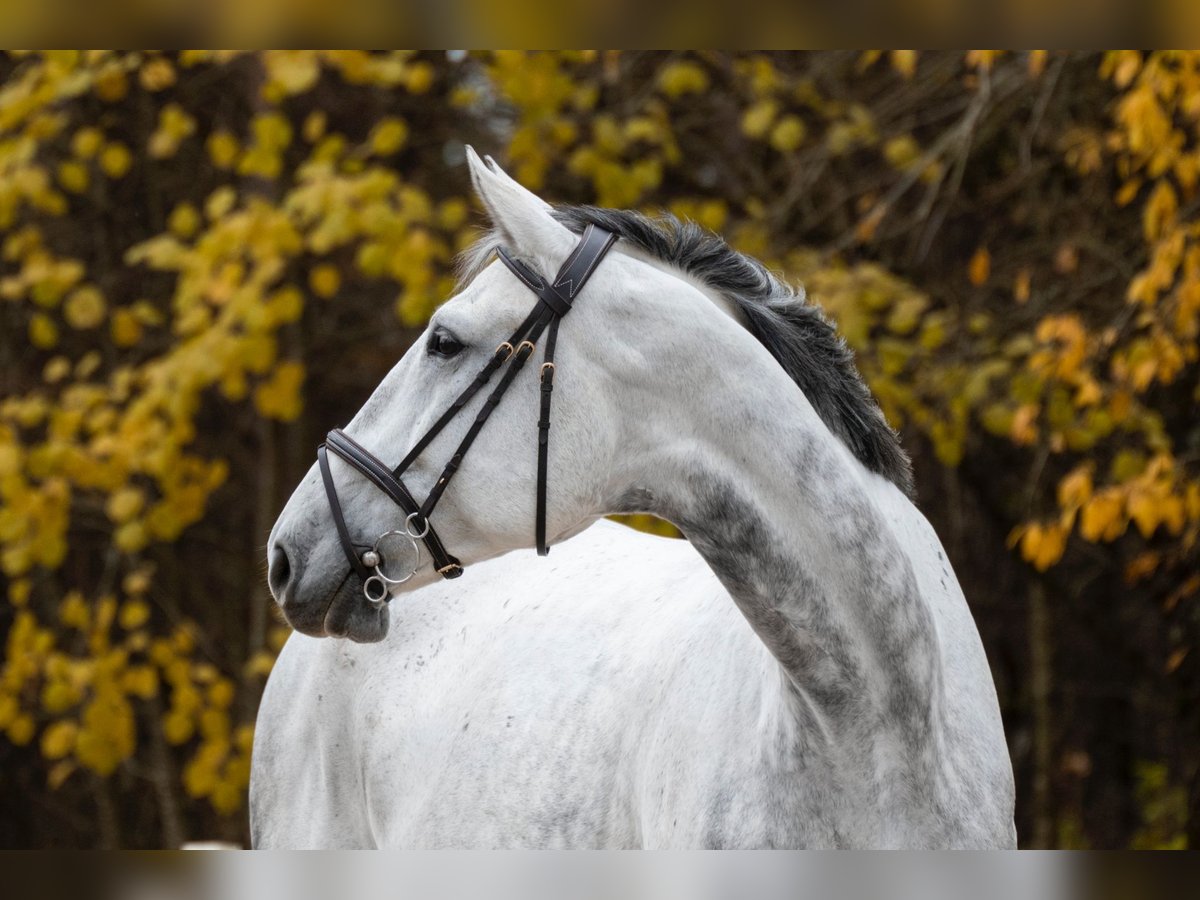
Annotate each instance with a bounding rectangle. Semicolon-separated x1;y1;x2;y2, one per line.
268;543;292;601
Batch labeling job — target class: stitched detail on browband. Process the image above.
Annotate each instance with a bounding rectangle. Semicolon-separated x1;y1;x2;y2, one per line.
558;228;616;298
551;224;595;297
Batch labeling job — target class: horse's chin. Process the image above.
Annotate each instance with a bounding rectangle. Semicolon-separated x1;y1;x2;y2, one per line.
284;574;390;643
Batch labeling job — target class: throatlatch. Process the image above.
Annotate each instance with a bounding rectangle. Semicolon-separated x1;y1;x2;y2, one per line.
318;223;618;606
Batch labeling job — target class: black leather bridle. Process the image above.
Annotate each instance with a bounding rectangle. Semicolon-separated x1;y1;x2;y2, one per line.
317;224;618;605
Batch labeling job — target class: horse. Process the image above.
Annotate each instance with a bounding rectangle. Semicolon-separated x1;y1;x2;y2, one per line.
251;148;1016;848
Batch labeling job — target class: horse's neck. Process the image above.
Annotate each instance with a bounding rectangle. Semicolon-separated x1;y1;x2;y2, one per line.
618;349;942;772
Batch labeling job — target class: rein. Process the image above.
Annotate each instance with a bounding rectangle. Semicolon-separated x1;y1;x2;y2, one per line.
318;224;618;605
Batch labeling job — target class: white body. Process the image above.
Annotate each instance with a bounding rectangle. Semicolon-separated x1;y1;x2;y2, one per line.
253;518;1013;848
253;150;1016;848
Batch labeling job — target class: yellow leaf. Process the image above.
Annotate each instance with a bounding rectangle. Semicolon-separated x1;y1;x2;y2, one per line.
208;680;235;709
29;313;58;348
268;286;303;323
123;567;153;596
1166;647;1189;675
309;265;340;299
1054;243;1078;274
1010;403;1038;446
404;62;435;94
148;104;196;159
858;51;883;72
43;356;70;383
254;361;306;421
9;579;31;606
41;681;77;713
884;135;920;169
891;50;918;78
264;50;320;95
139;57;176;91
110;308;143;347
1058;467;1093;510
0;694;16;729
245;651;275;678
741;100;778;139
1112;51;1141;88
1081;490;1125;542
206;131;240;169
106;486;144;523
1186;483;1200;521
7;713;35;746
251;112;292;150
71;127;104;159
1143;182;1177;242
119;599;150;630
163;711;193;745
57;161;89;194
168;203;200;238
1014;268;1031;304
94;65;128;102
657;61;710;98
968;246;991;286
369;118;409;156
1127;489;1171;539
1124;551;1159;584
75;726;122;776
1021;521;1067;571
302;111;326;143
41;721;77;760
965;50;1003;72
769;116;807;153
99;142;132;179
64;285;106;329
1115;179;1141;207
211;781;243;814
114;521;147;553
123;666;158;700
59;591;90;629
205;186;236;220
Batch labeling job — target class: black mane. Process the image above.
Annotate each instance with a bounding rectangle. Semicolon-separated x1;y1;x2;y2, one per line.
461;204;914;496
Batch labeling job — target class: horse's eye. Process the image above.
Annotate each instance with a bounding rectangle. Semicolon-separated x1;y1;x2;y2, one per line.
427;329;465;358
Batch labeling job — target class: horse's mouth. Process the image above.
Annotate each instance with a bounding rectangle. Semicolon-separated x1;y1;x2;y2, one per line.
282;570;390;643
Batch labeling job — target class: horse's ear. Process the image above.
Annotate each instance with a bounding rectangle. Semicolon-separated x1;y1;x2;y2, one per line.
465;146;574;259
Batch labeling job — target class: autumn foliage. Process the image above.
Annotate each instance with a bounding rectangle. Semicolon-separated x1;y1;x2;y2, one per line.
0;51;1196;848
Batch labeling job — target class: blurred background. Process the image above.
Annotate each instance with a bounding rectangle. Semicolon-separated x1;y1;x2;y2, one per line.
0;50;1196;849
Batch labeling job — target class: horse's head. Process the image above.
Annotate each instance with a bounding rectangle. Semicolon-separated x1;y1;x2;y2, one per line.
267;149;741;641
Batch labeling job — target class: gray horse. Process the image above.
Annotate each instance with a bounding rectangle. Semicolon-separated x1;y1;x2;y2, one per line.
251;150;1016;848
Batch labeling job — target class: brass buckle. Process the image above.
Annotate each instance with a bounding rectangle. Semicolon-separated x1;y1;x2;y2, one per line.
540;362;555;378
495;341;514;361
516;340;536;356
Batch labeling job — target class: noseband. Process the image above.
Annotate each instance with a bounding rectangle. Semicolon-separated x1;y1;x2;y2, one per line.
317;224;618;606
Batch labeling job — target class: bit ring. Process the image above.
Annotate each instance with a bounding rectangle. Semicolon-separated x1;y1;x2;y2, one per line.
405;512;431;539
370;530;420;585
363;575;389;606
